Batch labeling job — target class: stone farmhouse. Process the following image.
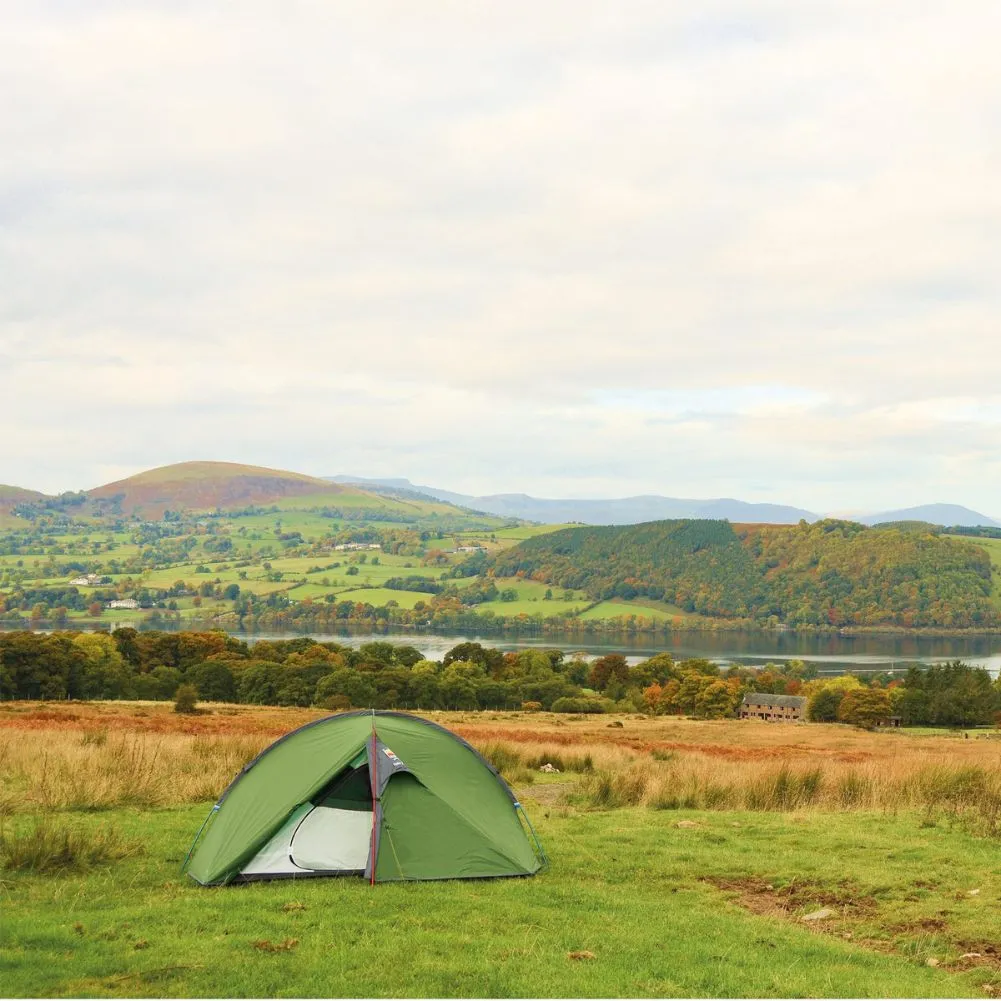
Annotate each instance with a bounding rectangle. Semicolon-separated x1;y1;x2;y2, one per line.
740;692;808;722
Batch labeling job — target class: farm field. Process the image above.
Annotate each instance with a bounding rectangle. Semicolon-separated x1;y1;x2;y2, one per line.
579;599;697;622
473;578;593;616
2;703;1001;997
1;500;717;632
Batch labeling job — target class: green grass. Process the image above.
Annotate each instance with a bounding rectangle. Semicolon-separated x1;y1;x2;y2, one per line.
474;578;592;617
2;804;998;997
322;587;430;610
579;599;700;622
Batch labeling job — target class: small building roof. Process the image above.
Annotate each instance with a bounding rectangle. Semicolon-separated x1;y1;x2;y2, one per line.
741;692;807;709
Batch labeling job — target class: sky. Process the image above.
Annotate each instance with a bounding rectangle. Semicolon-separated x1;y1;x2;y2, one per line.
2;1;1000;517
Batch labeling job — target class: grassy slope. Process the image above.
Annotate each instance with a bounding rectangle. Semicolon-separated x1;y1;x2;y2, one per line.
3;707;1001;996
0;485;47;505
0;485;47;527
87;462;346;516
1;806;994;998
579;598;696;621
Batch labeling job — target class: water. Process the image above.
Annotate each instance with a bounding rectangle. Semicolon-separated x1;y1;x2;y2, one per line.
243;628;1001;676
7;623;998;675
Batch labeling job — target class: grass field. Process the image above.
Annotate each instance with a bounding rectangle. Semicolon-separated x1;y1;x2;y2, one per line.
2;703;1001;997
579;599;699;622
473;579;593;617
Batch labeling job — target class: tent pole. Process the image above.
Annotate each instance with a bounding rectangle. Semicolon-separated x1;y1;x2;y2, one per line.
515;801;549;870
368;708;377;886
181;803;219;875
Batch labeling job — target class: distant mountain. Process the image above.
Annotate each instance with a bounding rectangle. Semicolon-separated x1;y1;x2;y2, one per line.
91;461;345;517
327;476;819;525
859;504;1000;528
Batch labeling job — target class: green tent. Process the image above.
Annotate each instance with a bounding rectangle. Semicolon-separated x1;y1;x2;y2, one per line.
184;711;545;885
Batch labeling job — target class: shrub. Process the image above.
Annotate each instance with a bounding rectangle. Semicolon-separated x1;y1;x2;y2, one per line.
521;701;543;712
551;697;606;714
173;684;199;714
0;817;141;873
478;742;525;775
319;694;351;711
578;767;650;808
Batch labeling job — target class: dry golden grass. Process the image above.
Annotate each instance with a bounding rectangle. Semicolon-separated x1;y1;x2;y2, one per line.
2;702;1001;834
0;727;269;812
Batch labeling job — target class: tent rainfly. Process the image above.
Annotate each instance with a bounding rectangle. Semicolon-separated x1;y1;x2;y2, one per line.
183;710;546;885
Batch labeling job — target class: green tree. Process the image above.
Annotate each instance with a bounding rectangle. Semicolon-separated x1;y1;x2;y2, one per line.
73;633;131;699
189;660;236;702
807;688;844;722
695;680;739;719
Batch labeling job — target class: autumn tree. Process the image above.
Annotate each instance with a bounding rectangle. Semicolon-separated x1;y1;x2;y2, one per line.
588;654;629;691
837;688;892;728
695;679;740;719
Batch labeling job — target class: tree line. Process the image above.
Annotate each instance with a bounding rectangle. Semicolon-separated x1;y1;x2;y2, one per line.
1;629;998;726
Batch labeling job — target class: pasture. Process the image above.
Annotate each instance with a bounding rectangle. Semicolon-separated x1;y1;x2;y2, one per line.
2;702;1001;997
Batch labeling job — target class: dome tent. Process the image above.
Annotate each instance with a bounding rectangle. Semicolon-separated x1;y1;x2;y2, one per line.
184;710;545;885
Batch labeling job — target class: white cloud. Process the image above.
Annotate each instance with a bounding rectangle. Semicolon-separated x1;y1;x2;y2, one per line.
1;1;999;517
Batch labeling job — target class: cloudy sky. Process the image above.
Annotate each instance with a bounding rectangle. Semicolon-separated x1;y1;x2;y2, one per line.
3;1;1000;516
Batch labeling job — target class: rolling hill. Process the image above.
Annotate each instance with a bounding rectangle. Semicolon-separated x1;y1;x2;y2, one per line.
484;518;997;628
0;485;47;509
88;461;346;517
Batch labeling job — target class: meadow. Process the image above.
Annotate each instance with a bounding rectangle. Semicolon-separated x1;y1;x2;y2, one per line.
3;702;1001;997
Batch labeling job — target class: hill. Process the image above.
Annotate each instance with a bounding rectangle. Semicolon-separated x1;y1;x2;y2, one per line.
485;519;997;628
328;476;819;525
859;504;999;528
0;484;47;509
0;485;48;524
89;461;345;517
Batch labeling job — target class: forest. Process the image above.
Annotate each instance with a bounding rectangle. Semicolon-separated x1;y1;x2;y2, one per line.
1;629;998;727
485;519;997;628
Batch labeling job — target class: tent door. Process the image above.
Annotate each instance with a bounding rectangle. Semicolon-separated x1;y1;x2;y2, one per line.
237;760;373;879
289;805;371;872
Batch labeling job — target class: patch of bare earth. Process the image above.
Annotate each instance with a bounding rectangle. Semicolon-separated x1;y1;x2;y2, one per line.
702;876;1001;978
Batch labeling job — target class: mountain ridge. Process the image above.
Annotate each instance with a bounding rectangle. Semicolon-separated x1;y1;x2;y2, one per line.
328;476;1001;528
327;476;820;525
859;504;999;528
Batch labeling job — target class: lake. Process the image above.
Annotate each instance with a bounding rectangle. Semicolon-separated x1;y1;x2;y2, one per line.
243;628;1001;676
